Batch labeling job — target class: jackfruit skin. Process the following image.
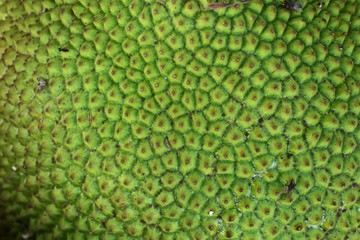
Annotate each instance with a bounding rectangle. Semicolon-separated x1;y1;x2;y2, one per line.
0;0;359;239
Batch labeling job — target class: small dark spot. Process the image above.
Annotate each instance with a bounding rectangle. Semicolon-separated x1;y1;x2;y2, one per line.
283;180;296;194
59;48;69;52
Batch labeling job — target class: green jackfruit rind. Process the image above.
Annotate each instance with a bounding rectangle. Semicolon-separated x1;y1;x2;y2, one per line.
0;0;360;239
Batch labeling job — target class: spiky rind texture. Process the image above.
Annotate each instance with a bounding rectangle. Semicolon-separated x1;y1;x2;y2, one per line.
0;0;359;239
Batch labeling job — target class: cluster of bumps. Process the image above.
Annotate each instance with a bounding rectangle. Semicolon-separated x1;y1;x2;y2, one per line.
0;0;359;239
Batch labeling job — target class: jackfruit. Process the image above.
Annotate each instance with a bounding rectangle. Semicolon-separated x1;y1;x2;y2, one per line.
0;0;359;239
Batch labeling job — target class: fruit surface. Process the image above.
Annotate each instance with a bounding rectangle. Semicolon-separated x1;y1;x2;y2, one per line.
0;0;359;239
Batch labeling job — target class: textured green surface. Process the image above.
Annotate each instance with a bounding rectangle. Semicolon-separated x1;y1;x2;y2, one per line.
0;0;359;239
